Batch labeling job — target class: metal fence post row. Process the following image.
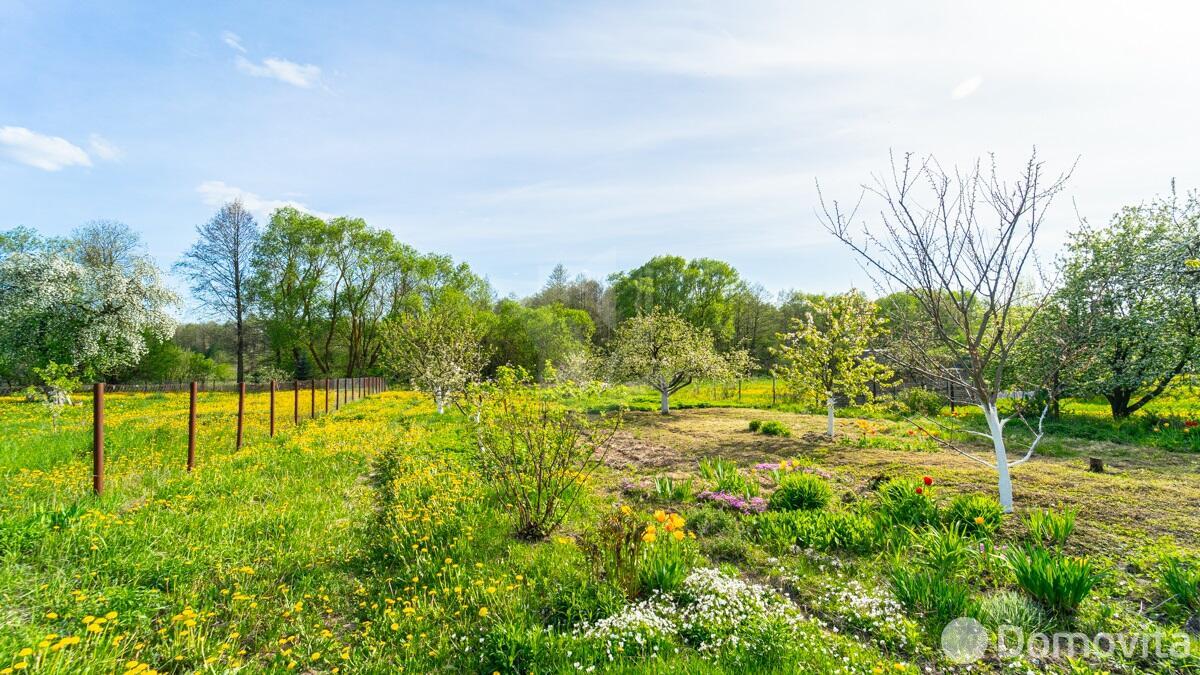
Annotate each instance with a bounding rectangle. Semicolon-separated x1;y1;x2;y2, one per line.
188;381;197;471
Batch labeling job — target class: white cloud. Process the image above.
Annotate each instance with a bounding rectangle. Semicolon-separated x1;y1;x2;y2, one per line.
197;181;332;220
951;75;983;100
0;126;92;171
221;30;246;53
235;55;321;88
88;133;123;161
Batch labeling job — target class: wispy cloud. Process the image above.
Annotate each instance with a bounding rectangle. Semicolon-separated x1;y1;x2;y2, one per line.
221;30;246;53
235;55;321;88
0;126;92;171
88;134;123;162
197;180;332;220
951;75;983;100
223;31;321;88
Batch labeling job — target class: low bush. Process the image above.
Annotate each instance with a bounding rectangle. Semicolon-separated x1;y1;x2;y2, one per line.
898;388;948;417
758;420;791;437
944;493;1004;537
468;367;621;539
748;420;762;432
875;477;939;527
579;504;645;598
769;473;832;512
1006;544;1101;616
1025;506;1076;549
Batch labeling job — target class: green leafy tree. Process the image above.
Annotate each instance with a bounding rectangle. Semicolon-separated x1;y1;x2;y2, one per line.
486;299;595;381
606;308;732;414
610;256;744;347
379;296;489;413
772;291;893;437
1060;190;1200;417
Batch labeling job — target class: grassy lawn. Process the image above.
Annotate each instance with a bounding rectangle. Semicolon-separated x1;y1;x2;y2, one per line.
2;385;1199;673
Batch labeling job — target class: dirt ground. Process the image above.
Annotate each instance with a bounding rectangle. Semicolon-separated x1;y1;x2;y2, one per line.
601;408;1200;557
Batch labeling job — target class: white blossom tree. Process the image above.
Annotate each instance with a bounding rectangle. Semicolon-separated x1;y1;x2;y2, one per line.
0;249;177;383
379;300;488;413
772;291;893;438
819;151;1071;512
606;308;732;414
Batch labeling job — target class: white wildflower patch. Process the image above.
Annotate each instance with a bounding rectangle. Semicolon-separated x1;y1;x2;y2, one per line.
574;568;882;671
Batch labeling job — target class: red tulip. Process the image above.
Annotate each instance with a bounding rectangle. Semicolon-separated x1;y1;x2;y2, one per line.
915;487;924;495
922;476;933;486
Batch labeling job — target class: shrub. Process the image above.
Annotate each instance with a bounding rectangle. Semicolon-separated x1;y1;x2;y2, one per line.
748;419;762;432
1158;556;1200;613
758;420;791;437
1005;544;1102;616
769;474;832;512
1024;506;1076;549
888;565;978;632
875;477;939;527
978;590;1049;634
685;506;737;537
468;367;621;539
944;494;1004;537
898;387;948;416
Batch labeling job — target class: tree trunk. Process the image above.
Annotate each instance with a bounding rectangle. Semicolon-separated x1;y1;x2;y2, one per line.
1106;392;1131;419
983;403;1015;512
826;395;836;438
435;391;445;415
660;388;670;415
235;314;245;383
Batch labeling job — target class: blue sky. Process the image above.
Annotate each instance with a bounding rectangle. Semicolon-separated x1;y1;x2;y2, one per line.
3;0;1199;301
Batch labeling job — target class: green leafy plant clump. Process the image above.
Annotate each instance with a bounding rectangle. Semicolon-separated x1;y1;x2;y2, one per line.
944;493;1005;537
769;473;832;512
1005;544;1102;616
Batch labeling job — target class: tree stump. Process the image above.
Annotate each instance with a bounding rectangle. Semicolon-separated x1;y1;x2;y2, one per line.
1088;457;1104;473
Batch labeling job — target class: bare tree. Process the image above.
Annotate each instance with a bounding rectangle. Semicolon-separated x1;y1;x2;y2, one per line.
176;200;259;382
818;151;1072;511
71;220;142;270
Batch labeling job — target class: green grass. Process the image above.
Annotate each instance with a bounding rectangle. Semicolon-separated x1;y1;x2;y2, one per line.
4;381;1200;673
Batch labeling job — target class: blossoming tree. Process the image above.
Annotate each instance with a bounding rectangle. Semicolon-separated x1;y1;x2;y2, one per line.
771;290;892;438
606;308;732;415
379;297;488;413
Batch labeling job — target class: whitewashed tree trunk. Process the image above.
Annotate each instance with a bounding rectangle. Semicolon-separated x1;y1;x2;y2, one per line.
660;388;670;415
826;394;836;438
983;402;1015;512
435;389;445;414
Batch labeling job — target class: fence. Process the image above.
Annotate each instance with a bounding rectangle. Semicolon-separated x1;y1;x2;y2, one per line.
89;377;387;496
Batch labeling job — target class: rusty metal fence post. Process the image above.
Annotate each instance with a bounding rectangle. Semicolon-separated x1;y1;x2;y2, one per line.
93;383;104;495
188;381;197;471
310;379;316;419
324;378;330;414
293;380;299;424
270;379;276;436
